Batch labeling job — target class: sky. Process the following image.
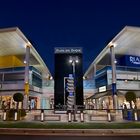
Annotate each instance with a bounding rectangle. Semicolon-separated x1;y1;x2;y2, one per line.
0;0;140;75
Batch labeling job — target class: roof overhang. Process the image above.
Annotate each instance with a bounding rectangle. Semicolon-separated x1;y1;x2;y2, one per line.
84;26;140;78
0;27;51;77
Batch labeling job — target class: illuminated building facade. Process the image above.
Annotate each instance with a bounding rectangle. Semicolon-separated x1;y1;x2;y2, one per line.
84;26;140;109
0;27;52;109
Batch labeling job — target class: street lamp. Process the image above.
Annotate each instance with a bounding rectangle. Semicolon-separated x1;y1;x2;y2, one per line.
69;56;79;121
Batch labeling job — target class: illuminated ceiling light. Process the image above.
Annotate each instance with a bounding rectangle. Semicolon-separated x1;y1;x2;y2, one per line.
24;60;27;64
83;76;86;80
50;76;53;80
114;60;117;64
27;42;31;46
124;79;128;83
108;42;117;48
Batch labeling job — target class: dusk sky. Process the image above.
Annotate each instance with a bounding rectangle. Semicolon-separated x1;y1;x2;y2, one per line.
0;0;140;75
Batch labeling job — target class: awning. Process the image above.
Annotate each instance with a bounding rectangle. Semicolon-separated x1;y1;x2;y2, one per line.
87;90;125;99
84;26;140;79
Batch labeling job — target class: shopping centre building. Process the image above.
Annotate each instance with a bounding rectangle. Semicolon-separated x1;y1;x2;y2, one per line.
2;26;140;111
0;27;53;109
84;26;140;109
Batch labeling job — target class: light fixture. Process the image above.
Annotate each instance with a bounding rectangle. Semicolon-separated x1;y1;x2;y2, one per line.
69;59;73;63
75;59;79;63
50;76;53;80
69;56;79;63
108;42;117;48
114;59;117;64
124;79;128;83
24;60;27;64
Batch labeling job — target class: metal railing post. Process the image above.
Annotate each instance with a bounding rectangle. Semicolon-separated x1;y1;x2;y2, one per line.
3;110;6;121
68;111;72;122
14;109;18;121
107;109;111;122
80;110;84;122
134;110;138;121
41;109;44;122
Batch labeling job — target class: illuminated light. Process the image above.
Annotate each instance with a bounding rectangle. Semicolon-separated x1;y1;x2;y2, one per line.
69;56;79;63
50;76;53;80
124;79;128;83
24;60;27;64
23;43;31;48
75;59;79;63
69;59;73;63
114;60;117;64
108;42;117;48
83;76;86;80
27;42;31;47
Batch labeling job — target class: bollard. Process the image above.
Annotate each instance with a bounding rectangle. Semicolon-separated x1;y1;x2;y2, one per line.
68;111;72;122
41;109;44;122
3;110;6;121
134;111;138;121
80;110;84;122
14;110;18;121
107;109;111;122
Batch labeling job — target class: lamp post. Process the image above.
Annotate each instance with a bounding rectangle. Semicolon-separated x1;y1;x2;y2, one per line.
69;56;79;121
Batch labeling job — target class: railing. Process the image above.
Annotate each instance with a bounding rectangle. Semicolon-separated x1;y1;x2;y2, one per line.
0;108;140;122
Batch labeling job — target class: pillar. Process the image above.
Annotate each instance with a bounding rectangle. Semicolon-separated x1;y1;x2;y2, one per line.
93;64;98;109
23;45;30;109
110;45;118;110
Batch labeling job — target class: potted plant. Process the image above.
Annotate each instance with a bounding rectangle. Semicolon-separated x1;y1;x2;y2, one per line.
6;93;26;120
125;91;136;120
13;92;24;109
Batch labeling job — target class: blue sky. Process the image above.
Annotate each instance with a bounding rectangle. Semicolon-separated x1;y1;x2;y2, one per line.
0;0;140;75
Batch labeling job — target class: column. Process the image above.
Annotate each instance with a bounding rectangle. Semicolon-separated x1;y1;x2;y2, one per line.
93;64;98;109
110;45;118;109
23;45;30;109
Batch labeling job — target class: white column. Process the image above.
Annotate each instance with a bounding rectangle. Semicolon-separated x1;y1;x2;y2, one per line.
110;45;118;110
23;45;30;109
93;64;98;109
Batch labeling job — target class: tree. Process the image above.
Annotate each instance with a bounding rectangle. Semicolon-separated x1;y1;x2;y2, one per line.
13;93;24;109
125;91;136;109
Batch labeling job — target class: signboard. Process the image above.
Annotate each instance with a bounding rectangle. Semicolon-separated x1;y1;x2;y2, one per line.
125;55;140;67
129;55;140;65
54;47;82;54
98;86;106;93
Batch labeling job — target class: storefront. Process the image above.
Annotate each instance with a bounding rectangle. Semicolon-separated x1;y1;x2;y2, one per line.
0;95;22;109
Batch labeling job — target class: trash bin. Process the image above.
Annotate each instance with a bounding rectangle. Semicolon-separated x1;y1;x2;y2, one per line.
137;110;140;121
127;110;133;120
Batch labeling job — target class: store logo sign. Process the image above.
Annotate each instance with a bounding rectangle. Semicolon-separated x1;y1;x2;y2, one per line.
129;56;140;65
54;47;82;54
99;86;106;92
